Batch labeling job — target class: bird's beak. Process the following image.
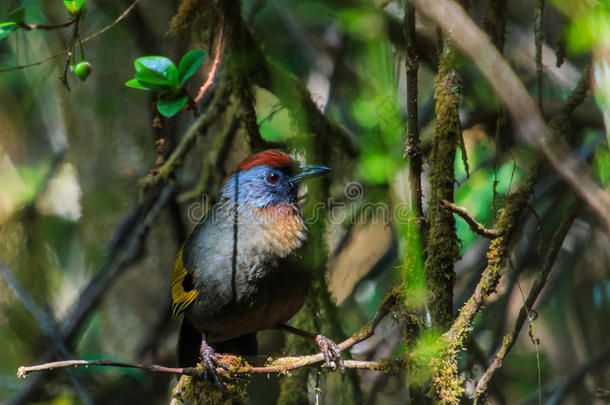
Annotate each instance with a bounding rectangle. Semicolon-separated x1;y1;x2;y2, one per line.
291;165;331;183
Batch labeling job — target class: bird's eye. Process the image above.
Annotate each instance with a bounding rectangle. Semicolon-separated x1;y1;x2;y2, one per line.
267;172;280;184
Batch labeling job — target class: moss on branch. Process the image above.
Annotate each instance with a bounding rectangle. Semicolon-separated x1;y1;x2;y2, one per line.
425;41;461;329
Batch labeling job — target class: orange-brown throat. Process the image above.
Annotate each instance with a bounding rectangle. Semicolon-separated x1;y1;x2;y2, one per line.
254;204;306;257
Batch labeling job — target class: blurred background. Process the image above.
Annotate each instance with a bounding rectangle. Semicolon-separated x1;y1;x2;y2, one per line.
0;0;609;404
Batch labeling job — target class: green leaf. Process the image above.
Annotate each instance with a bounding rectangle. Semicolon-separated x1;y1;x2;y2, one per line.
134;70;177;92
63;0;85;15
157;96;188;117
134;56;178;85
178;49;207;85
124;78;151;90
8;0;34;22
0;22;18;40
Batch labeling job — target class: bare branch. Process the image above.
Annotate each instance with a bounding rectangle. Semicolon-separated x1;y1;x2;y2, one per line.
17;17;77;31
194;18;224;104
440;199;502;239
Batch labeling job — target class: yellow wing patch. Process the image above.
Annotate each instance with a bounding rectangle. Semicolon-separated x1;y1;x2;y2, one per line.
171;249;198;317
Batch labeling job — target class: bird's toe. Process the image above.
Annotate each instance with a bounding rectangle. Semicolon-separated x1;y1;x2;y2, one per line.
315;335;344;374
200;344;231;390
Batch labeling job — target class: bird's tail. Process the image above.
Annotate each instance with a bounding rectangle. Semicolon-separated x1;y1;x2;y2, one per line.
177;319;258;367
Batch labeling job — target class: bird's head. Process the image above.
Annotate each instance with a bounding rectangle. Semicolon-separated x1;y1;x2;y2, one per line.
220;150;330;207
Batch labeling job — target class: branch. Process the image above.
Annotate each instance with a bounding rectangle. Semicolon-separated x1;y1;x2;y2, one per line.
425;33;461;328
60;10;82;91
473;203;577;399
11;185;175;405
427;65;592;405
440;199;502;239
220;9;358;158
194;17;224;104
411;0;610;235
17;358;388;378
0;261;94;405
141;81;232;190
0;0;143;74
17;17;77;31
18;289;401;377
403;1;426;226
177;107;240;202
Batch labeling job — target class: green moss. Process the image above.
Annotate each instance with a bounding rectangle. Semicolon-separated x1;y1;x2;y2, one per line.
378;357;404;374
181;372;249;405
351;324;374;341
425;42;461;328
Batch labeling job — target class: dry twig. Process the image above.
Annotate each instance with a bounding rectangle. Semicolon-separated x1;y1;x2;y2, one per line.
440;199;502;239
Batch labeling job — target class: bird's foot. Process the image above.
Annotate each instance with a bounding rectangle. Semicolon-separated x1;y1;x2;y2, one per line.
200;343;231;390
315;335;344;374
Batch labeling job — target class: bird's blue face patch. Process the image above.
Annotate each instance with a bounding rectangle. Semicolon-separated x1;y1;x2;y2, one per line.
221;165;298;207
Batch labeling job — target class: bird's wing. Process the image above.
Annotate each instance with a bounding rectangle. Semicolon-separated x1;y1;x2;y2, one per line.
171;249;198;317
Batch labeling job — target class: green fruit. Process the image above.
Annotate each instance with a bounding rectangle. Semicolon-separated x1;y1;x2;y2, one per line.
74;61;92;82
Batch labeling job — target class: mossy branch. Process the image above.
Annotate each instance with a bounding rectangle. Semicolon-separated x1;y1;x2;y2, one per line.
177;108;240;203
473;203;577;400
432;161;542;404
425;39;461;328
428;66;591;404
411;0;610;234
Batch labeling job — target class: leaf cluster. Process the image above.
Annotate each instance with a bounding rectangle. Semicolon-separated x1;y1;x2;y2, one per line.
125;50;207;117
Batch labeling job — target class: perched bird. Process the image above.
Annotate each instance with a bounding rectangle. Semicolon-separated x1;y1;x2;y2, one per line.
171;149;342;382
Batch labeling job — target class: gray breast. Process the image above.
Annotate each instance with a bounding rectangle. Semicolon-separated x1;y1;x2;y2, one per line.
182;201;310;342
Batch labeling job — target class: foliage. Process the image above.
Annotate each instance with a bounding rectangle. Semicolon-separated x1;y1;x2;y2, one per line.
125;50;207;117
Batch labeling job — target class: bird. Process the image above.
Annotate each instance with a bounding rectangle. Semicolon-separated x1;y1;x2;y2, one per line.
171;149;343;384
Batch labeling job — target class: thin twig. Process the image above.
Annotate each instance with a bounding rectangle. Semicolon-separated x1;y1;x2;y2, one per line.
194;18;225;104
440;199;502;239
473;203;577;400
517;340;610;405
0;0;143;74
60;11;82;91
18;289;400;377
17;17;77;31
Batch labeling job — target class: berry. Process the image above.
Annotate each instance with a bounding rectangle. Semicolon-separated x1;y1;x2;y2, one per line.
74;61;92;82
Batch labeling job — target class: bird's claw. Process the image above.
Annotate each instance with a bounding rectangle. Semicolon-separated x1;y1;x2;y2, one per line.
200;344;231;390
315;335;344;374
